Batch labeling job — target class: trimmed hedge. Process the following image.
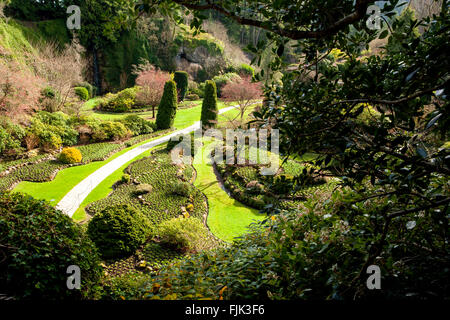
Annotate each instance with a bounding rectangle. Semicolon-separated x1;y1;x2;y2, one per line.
173;71;189;102
0;192;102;299
156;80;178;130
200;80;218;130
87;205;152;259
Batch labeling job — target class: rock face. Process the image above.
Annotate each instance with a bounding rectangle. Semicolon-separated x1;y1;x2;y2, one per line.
174;33;227;81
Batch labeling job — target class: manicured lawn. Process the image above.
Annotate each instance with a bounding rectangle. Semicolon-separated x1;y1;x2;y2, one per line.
193;140;265;242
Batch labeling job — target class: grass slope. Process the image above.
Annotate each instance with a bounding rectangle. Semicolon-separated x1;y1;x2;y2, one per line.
194;140;265;242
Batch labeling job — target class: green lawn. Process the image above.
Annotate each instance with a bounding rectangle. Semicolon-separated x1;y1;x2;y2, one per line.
194;140;265;242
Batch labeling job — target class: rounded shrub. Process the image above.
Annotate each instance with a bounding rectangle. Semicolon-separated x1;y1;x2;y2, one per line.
170;180;192;197
74;87;89;101
156;80;178;130
75;82;96;98
157;217;209;253
200;80;218;130
0;192;102;299
87;205;152;259
173;71;189;102
59;147;83;164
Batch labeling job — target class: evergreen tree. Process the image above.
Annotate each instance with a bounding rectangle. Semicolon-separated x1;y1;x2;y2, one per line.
173;71;189;102
156;80;178;130
200;80;218;130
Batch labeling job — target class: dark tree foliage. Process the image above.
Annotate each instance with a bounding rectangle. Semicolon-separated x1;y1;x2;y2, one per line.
156;80;178;129
173;71;189;101
200;80;218;129
0;192;102;299
5;0;75;21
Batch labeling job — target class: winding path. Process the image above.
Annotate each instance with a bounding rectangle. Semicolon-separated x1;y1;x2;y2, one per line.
57;105;238;217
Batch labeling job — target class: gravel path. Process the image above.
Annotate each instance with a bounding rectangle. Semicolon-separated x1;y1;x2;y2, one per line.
56;105;238;217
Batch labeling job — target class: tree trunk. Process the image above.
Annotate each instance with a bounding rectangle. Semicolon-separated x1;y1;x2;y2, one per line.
93;48;102;95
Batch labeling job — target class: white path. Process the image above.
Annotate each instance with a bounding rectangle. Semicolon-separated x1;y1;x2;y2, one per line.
56;105;238;217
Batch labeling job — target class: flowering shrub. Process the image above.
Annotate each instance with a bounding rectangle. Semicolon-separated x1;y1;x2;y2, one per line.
59;147;82;164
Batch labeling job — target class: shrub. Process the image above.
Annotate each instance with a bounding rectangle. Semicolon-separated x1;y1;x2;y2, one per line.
28;112;78;149
173;71;189;102
41;86;57;99
87;205;152;259
75;82;96;98
59;147;82;164
185;93;200;101
120;115;154;136
0;117;26;156
237;64;255;77
170;180;192;197
200;80;218;130
212;72;241;97
157;217;209;253
156;80;178;130
98;87;140;113
74;87;89;101
121;174;131;184
0;192;102;299
92;121;130;141
134;184;153;195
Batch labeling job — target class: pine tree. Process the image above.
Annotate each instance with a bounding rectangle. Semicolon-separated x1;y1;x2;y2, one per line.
156;80;178;130
200;80;218;130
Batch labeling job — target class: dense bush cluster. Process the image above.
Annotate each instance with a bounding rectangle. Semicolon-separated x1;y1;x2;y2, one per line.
0;192;102;299
87;205;152;259
97;87;145;113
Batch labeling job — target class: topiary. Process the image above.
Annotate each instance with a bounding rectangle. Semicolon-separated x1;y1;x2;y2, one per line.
156;80;178;130
200;80;218;130
87;205;152;259
173;71;189;102
0;192;102;299
74;87;89;101
59;147;83;164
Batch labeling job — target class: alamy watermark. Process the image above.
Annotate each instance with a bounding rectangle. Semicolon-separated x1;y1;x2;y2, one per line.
66;265;81;290
66;5;81;30
366;265;381;290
